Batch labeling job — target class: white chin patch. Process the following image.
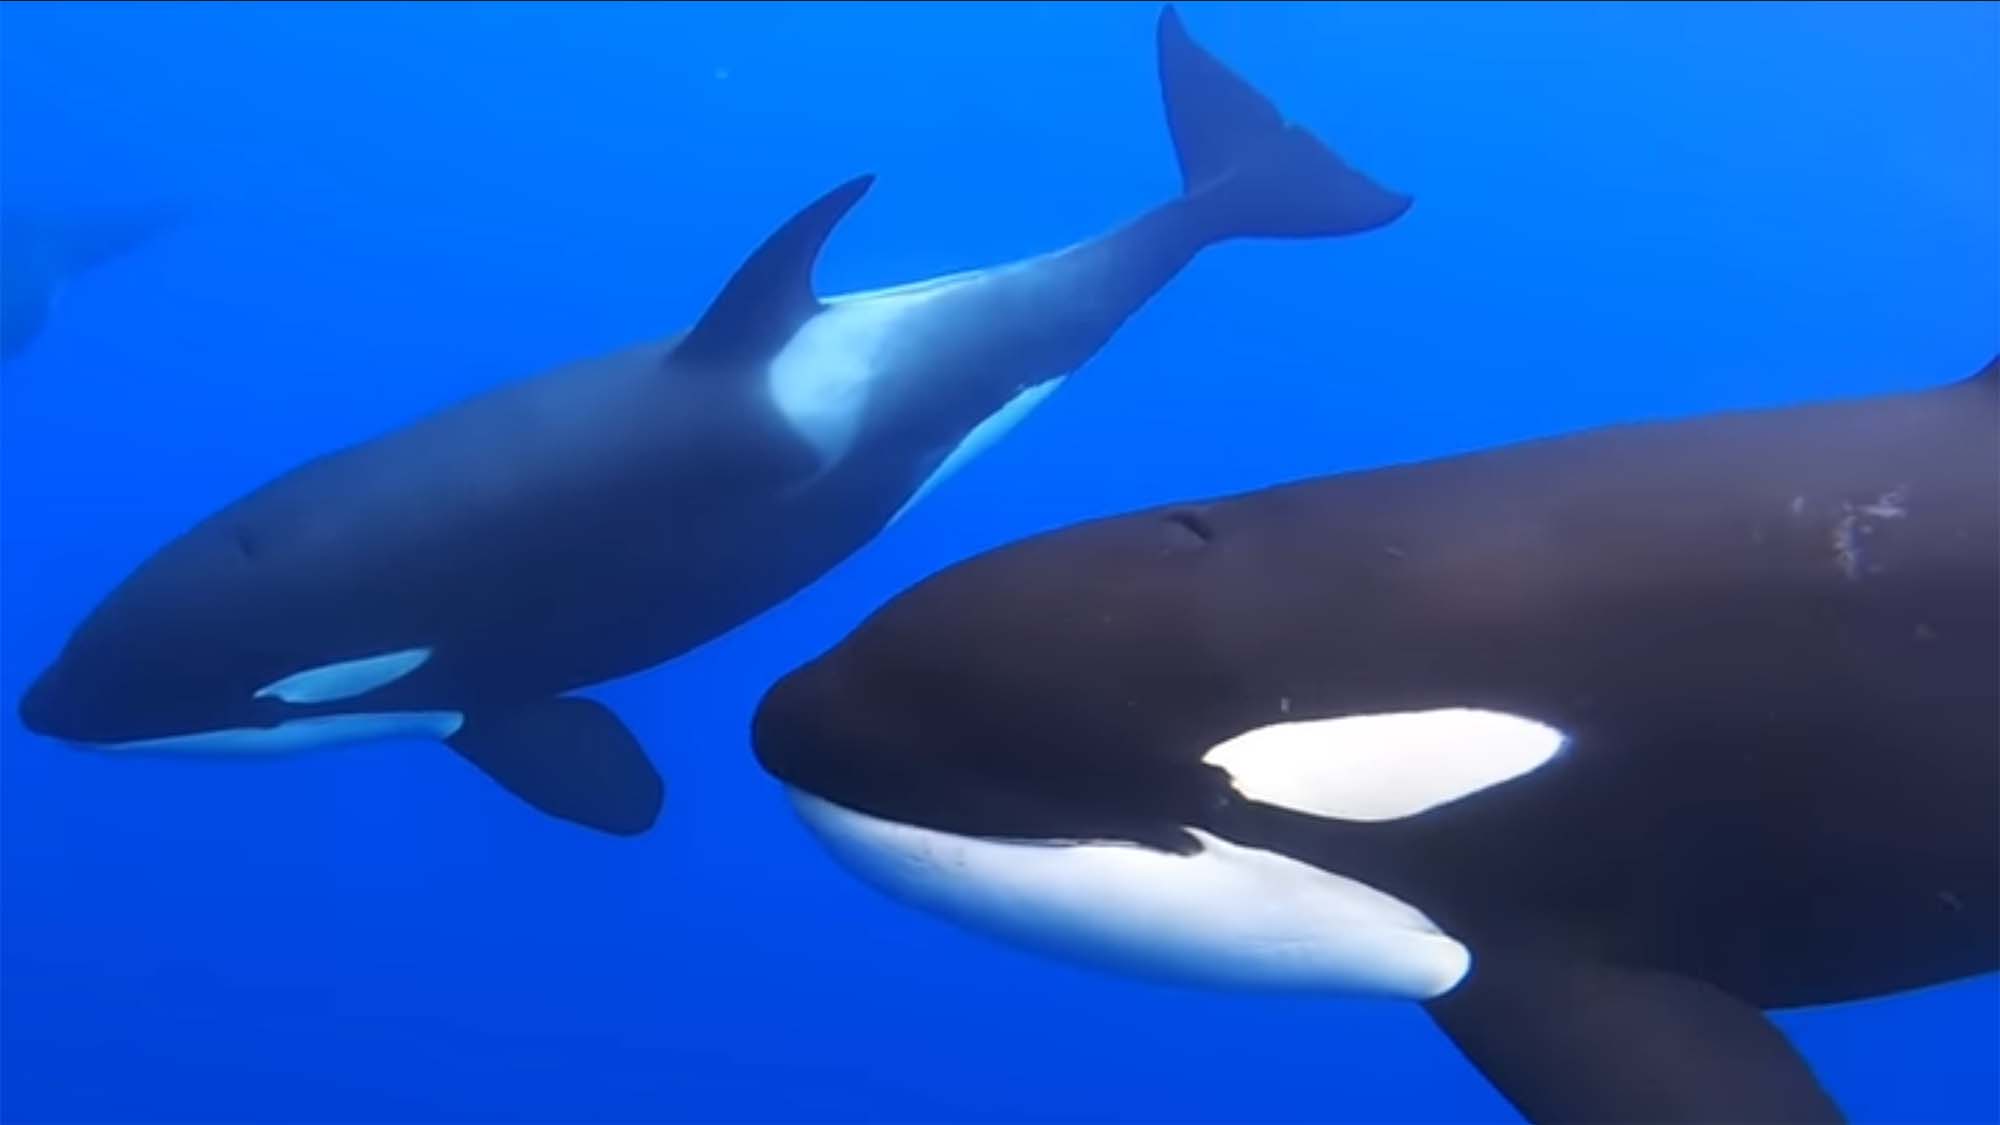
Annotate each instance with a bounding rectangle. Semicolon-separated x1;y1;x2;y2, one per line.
105;711;463;755
887;377;1066;528
1203;708;1567;823
785;788;1471;1000
253;647;432;705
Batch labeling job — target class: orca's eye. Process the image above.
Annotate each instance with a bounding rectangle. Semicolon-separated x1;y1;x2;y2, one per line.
1162;509;1216;552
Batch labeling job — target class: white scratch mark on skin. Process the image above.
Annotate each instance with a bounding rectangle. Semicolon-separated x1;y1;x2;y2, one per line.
1831;486;1910;581
1857;486;1910;521
1832;516;1863;579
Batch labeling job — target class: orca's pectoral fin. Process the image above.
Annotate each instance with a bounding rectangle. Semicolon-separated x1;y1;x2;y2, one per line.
672;174;875;370
447;697;664;836
1424;948;1843;1124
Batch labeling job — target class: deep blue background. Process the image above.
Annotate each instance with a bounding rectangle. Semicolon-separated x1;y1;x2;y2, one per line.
3;2;1995;1122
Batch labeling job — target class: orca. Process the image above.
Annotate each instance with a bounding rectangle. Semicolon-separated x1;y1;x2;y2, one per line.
1;200;184;363
752;357;2000;1122
17;6;1412;837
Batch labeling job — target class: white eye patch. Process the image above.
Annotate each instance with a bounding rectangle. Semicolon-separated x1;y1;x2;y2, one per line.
253;647;432;705
1203;707;1568;822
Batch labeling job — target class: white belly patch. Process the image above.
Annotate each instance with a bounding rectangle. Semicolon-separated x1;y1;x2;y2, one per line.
105;711;464;755
1203;708;1568;823
785;788;1471;1000
886;377;1067;528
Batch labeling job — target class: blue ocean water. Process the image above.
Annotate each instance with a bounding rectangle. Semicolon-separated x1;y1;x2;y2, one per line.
1;1;1995;1121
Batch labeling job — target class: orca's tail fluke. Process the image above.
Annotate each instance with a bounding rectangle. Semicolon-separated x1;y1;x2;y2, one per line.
1158;5;1411;241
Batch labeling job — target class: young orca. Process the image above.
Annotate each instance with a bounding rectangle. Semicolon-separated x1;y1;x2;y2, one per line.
753;357;2000;1123
17;6;1412;837
1;201;184;363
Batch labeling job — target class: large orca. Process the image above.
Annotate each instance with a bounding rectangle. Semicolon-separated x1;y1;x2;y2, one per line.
17;7;1411;836
1;201;183;363
752;358;2000;1123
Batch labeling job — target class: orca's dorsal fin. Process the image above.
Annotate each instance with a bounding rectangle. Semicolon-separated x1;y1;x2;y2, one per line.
672;174;875;370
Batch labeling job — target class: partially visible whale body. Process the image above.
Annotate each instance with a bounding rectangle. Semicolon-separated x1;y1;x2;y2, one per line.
1;202;183;363
753;358;2000;1123
18;7;1412;836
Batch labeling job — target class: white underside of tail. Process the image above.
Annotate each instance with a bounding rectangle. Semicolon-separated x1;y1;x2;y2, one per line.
785;788;1471;1000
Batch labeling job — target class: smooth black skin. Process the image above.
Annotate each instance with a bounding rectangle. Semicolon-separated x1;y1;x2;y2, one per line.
753;358;1999;1122
22;332;819;741
17;6;1410;836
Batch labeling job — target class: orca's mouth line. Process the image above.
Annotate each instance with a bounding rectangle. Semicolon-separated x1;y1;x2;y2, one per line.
781;785;1474;1001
